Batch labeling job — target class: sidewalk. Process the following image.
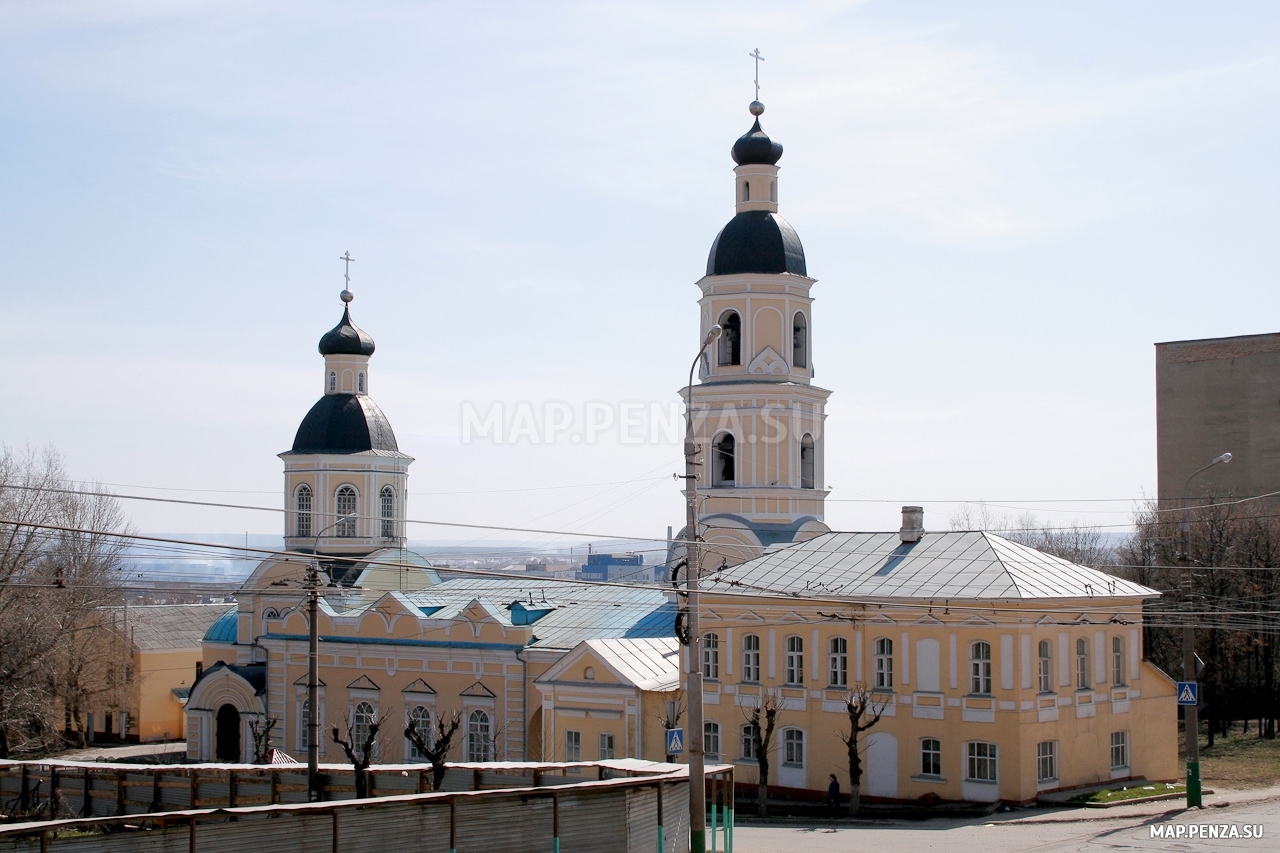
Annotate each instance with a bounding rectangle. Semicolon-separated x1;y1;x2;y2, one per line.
52;742;187;763
987;783;1280;826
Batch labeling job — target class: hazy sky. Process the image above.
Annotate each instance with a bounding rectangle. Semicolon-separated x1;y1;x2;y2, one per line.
4;1;1279;548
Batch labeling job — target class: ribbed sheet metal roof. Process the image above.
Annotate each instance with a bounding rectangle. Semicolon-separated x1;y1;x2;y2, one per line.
103;604;236;650
582;637;680;692
402;578;675;650
703;531;1158;601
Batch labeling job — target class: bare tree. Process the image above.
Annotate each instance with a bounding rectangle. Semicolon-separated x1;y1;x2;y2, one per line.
741;689;781;816
249;716;279;764
949;503;1114;568
0;446;130;757
405;710;463;791
331;712;384;798
838;683;887;816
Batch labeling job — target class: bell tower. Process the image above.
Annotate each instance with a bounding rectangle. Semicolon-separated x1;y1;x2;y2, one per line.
684;100;831;568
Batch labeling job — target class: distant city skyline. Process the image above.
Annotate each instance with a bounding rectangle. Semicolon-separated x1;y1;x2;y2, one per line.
5;2;1279;541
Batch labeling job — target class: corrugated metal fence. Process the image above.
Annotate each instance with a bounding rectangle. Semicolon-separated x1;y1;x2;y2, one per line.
0;761;721;853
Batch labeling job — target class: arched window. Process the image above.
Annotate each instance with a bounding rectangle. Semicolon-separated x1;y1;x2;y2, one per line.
741;634;761;683
742;181;750;202
704;721;721;760
874;637;894;690
1038;640;1053;693
717;311;742;366
357;372;365;394
770;180;777;203
783;728;805;766
713;434;736;486
702;632;720;680
1076;638;1090;689
828;637;848;687
784;635;804;685
971;641;992;695
380;486;396;539
1112;637;1125;686
467;710;491;762
792;312;808;368
263;609;279;620
407;705;432;760
296;485;312;538
352;701;375;759
800;435;815;490
335;486;358;537
328;371;337;393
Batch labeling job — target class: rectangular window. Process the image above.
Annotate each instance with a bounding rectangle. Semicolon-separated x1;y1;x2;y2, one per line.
703;633;720;680
966;742;997;782
741;635;761;683
783;729;805;766
828;637;848;687
741;724;758;760
1112;637;1125;687
874;637;894;690
920;738;941;777
1076;638;1090;689
1036;741;1057;782
565;730;581;762
1110;731;1129;770
785;636;804;685
598;733;615;760
704;722;720;760
970;642;992;695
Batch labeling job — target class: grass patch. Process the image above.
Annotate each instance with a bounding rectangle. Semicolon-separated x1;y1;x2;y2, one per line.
1069;784;1184;804
1184;728;1280;790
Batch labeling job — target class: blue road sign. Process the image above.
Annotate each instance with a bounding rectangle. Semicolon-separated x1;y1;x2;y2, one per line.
1177;681;1199;706
665;728;685;755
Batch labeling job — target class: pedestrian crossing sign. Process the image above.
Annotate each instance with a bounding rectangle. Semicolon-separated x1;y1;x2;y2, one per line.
665;728;684;755
1177;681;1198;706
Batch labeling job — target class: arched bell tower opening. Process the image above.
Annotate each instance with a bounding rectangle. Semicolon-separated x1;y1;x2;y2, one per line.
678;100;832;569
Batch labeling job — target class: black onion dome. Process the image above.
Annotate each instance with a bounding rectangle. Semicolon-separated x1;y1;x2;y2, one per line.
731;119;783;165
706;211;807;276
291;394;399;453
318;307;376;356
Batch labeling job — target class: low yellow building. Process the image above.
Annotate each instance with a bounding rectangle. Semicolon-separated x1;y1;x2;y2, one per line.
683;510;1178;804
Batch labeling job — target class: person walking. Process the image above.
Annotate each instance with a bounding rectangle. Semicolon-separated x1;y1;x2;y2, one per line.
827;774;841;815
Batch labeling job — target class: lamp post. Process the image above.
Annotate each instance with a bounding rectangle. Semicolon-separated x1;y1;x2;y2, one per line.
307;512;356;802
1180;452;1230;808
684;323;721;853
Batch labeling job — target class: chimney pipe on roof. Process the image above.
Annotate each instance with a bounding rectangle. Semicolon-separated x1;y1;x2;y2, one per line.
900;506;924;543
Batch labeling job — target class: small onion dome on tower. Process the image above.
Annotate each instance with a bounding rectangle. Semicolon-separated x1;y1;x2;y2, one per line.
731;102;783;166
318;293;376;357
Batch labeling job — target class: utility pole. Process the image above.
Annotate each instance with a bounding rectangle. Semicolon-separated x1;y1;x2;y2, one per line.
683;324;721;853
1180;452;1231;809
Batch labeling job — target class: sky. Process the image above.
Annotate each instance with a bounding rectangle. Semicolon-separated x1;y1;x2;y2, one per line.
4;1;1279;549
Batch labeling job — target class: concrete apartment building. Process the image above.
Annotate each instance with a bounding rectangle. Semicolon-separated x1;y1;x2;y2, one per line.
1156;332;1280;502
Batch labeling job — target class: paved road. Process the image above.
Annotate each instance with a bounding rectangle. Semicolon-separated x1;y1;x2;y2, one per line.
733;793;1280;852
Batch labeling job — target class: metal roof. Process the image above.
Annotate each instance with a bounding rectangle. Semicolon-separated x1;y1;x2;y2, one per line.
702;531;1158;601
203;607;240;643
580;638;680;692
102;604;236;650
401;578;674;651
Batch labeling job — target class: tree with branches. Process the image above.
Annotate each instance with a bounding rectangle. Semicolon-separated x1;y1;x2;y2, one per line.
405;709;463;791
655;689;685;763
0;446;131;757
741;690;781;816
249;716;278;764
331;711;384;798
837;682;887;816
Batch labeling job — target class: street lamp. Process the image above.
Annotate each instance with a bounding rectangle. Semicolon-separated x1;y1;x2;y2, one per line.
683;323;721;853
307;512;356;802
1179;451;1230;808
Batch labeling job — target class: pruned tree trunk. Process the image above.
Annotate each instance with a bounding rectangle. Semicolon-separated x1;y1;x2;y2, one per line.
839;683;885;817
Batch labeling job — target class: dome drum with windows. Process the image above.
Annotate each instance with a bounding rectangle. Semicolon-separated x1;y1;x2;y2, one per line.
280;290;413;558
